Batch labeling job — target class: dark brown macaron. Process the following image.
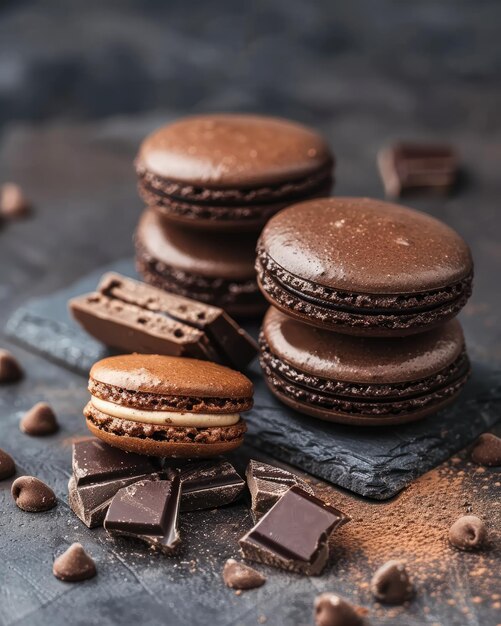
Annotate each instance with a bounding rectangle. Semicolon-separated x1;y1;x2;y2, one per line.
135;114;334;232
259;307;470;425
256;197;473;336
84;354;253;457
135;207;265;316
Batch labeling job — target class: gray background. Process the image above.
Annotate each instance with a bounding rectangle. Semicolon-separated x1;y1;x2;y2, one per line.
1;0;500;356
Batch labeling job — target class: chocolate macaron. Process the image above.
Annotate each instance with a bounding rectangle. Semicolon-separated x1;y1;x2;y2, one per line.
135;114;334;231
136;207;264;316
260;307;470;425
256;197;473;336
84;354;252;457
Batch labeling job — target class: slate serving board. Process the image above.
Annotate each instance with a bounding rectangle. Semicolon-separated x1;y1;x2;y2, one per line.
6;259;501;500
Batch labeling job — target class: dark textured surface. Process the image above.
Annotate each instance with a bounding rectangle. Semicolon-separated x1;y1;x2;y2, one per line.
5;260;501;498
1;1;501;625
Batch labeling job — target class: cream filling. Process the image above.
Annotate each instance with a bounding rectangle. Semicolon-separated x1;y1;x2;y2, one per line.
91;396;240;427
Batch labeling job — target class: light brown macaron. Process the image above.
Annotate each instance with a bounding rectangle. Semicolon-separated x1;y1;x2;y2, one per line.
84;354;253;457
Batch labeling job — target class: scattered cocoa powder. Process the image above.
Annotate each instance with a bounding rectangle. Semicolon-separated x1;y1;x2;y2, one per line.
310;453;501;621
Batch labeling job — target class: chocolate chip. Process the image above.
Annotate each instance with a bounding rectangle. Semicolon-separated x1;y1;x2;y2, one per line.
0;349;23;383
0;182;31;218
370;560;413;604
314;593;362;626
471;433;501;467
20;402;59;436
223;559;266;590
0;448;16;480
449;515;487;551
53;543;97;582
11;476;57;512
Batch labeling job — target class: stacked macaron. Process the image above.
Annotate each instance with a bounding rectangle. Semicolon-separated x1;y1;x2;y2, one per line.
134;114;334;316
256;197;473;425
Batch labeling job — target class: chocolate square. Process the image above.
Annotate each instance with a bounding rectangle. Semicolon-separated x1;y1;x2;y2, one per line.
104;477;181;554
239;486;348;575
378;143;458;197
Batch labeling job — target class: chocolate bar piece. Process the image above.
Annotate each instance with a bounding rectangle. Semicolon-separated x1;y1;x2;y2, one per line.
246;460;314;521
73;438;159;486
68;472;164;528
239;486;348;575
104;477;181;554
69;273;257;370
69;439;161;527
377;143;458;197
178;460;245;512
68;441;246;527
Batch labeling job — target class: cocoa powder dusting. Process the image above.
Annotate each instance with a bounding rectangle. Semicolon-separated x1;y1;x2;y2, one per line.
311;453;501;622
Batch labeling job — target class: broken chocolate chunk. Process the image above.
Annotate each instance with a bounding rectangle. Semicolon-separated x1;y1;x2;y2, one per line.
178;459;245;512
69;273;257;370
378;142;458;197
72;439;158;487
68;441;247;527
53;543;97;582
68;439;160;527
104;477;181;554
239;486;348;575
223;559;266;590
246;459;314;521
68;471;164;528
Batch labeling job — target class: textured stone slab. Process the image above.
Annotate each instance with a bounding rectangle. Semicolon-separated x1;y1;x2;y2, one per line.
5;259;501;500
247;363;501;498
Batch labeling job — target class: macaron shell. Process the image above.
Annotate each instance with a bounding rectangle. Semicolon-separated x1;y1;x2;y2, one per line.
264;383;463;426
137;114;333;188
89;354;254;399
86;417;244;457
136;207;257;280
260;197;473;294
262;307;465;384
151;197;297;231
257;267;471;337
